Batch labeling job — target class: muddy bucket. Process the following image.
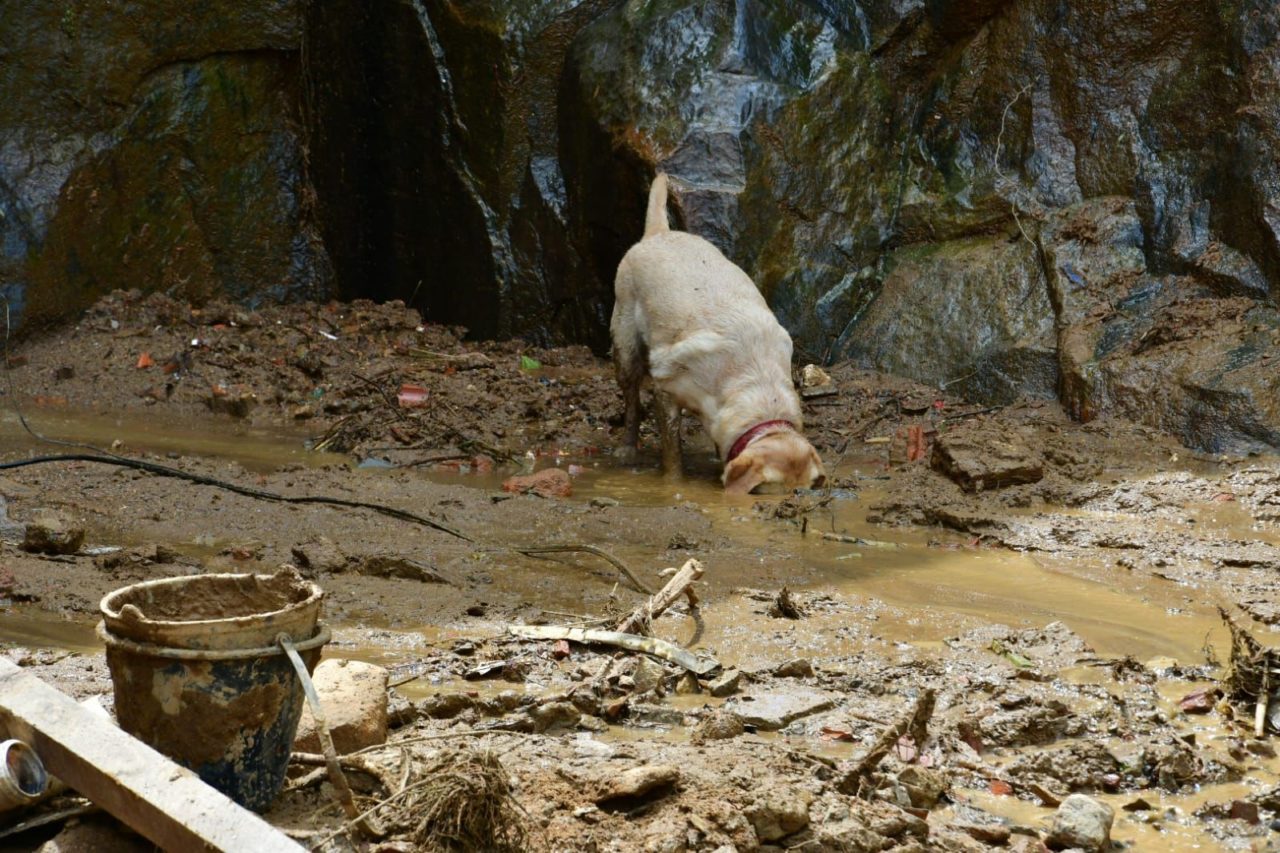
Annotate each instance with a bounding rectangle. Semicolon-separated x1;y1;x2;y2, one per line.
98;569;328;811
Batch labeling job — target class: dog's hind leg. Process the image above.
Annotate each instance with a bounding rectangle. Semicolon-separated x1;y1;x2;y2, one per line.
611;335;645;463
655;390;683;478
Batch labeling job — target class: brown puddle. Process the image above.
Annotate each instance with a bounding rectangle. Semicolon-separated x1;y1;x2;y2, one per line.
0;405;345;473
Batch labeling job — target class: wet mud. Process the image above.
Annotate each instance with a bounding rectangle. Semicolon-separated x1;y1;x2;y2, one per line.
2;294;1280;850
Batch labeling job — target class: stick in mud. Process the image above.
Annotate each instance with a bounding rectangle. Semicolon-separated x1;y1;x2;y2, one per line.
835;689;936;796
615;558;703;635
507;625;719;675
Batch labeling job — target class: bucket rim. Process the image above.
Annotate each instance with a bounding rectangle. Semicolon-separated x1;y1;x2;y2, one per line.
97;621;332;661
99;571;323;634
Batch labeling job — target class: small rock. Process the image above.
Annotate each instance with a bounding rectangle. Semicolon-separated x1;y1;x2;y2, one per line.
746;788;813;842
674;672;700;694
527;701;581;733
726;687;838;731
1229;799;1260;824
572;734;615;759
1177;687;1217;714
958;822;1011;845
294;659;389;754
502;468;573;498
595;764;679;808
358;554;448;583
799;364;836;398
706;669;742;697
590;496;620;508
205;383;257;418
931;426;1044;491
632;656;664;693
1045;793;1114;852
774;658;814;678
290;536;350;574
22;511;85;555
691;710;745;743
897;765;948;809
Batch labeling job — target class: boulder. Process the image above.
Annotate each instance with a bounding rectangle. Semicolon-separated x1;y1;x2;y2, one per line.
22;511;85;555
931;426;1044;492
294;659;389;754
1044;793;1114;852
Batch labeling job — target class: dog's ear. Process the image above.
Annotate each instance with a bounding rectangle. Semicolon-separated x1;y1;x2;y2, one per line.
723;453;766;495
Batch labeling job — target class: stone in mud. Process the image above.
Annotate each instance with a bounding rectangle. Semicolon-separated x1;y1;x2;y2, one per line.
725;687;838;731
706;668;742;697
502;468;573;498
526;701;581;734
931;426;1044;492
294;659;389;754
774;658;815;678
691;709;746;743
21;511;85;555
745;787;813;842
594;764;679;808
897;765;948;809
1044;793;1114;852
977;703;1071;748
357;554;449;583
290;536;350;575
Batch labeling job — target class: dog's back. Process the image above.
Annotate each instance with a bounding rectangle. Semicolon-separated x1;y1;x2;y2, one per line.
612;175;799;442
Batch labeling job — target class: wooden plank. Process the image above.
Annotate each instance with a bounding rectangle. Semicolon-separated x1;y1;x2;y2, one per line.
0;658;302;852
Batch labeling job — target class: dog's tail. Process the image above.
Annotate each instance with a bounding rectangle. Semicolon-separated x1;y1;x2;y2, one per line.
644;172;670;238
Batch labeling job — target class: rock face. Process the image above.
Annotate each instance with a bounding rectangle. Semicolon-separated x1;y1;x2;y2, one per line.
1;0;331;329
7;0;1280;452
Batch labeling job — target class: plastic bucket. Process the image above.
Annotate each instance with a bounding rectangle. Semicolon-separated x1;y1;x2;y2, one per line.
100;569;323;651
98;569;328;811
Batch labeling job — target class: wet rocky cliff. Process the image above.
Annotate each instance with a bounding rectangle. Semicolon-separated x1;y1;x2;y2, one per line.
0;0;332;328
5;1;1280;452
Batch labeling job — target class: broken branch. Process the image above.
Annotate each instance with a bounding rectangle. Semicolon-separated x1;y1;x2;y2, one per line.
507;625;719;675
836;689;936;796
615;558;703;635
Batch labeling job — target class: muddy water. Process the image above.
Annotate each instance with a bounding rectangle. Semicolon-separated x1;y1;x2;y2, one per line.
0;406;343;473
0;419;1267;849
451;461;1230;664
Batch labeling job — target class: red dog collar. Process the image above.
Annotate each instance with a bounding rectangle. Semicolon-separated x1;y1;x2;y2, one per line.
726;420;795;462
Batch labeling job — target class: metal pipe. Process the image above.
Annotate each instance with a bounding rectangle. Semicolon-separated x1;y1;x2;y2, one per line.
0;740;49;814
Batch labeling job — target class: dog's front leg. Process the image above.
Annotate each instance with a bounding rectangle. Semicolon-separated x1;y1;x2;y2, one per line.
655;390;683;478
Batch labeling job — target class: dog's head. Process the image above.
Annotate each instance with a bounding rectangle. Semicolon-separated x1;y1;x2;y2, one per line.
722;431;826;494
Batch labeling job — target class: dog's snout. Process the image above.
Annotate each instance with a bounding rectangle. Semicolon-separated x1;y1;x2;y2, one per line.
812;473;827;488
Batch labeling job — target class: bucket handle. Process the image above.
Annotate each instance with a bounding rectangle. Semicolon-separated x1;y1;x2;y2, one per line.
277;634;384;842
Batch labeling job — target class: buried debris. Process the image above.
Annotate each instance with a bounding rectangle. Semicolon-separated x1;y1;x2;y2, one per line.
615;558;703;635
1220;607;1280;735
836;689;936;796
407;747;527;853
508;625;719;675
